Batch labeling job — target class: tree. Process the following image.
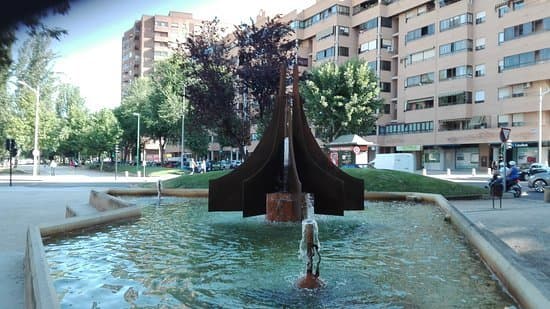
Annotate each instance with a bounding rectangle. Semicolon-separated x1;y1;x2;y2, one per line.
181;18;245;156
300;59;383;142
55;83;90;159
234;15;295;125
84;108;122;167
115;77;152;162
5;34;62;159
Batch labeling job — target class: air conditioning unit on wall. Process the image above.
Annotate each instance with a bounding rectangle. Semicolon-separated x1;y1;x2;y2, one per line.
523;82;531;88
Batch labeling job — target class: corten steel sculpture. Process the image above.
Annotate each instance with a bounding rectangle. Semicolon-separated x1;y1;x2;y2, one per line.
208;64;364;220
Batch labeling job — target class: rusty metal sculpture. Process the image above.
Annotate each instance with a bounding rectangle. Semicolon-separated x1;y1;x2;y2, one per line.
208;64;364;219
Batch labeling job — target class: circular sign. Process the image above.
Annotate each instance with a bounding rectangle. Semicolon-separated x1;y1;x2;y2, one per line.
353;146;360;154
32;149;40;157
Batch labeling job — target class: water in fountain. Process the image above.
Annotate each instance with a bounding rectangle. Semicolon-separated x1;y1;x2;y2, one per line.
44;198;516;308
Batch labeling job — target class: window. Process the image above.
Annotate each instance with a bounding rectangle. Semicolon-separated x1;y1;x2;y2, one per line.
502;51;535;70
512;84;525;97
475;38;486;50
155;21;168;27
352;0;378;15
316;27;334;40
359;40;377;53
498;115;509;128
438;91;472;106
299;5;340;29
380;82;391;92
439;65;473;81
337;5;350;15
316;47;335;60
498;0;525;18
439;39;472;56
338;46;349;57
381;60;391;71
383;104;391;114
381;17;393;28
171;23;179;28
406;97;434;111
475;11;486;24
502;18;549;42
379;121;434;135
512;113;524;127
440;13;473;31
405;24;435;43
475;90;485;103
338;26;350;36
405;2;435;22
359;18;378;31
405;72;434;88
438;0;461;7
475;64;485;77
498;87;511;100
381;39;393;49
404;48;435;66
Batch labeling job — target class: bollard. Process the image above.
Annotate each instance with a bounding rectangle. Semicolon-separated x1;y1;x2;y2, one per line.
125;171;129;178
472;168;476;176
447;168;451;176
137;171;141;177
422;168;427;176
544;187;550;203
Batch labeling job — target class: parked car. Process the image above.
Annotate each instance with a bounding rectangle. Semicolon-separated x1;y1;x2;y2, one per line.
527;170;550;192
230;160;242;169
520;163;549;181
219;160;232;169
341;163;360;169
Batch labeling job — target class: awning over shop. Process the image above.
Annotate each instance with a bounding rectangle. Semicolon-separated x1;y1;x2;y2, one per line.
327;134;374;147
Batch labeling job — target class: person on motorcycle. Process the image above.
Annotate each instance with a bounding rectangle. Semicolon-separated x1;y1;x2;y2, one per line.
506;161;520;182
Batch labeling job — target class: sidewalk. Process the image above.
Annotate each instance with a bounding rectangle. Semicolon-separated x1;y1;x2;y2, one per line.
450;198;550;297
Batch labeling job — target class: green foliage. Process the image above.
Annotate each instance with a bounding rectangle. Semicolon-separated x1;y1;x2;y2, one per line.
300;58;383;142
234;15;295;123
5;34;61;159
84;109;122;159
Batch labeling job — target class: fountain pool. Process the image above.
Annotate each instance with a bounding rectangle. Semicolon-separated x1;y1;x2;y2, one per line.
44;198;515;308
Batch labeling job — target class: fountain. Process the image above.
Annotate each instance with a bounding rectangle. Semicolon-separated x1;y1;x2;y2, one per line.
25;64;546;308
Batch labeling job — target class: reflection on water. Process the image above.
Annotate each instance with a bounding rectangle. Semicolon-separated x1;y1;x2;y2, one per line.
44;198;515;308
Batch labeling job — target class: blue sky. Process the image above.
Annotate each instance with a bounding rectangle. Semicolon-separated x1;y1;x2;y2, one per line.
14;0;314;111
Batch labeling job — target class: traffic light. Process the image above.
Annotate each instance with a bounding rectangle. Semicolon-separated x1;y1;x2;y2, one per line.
5;139;17;157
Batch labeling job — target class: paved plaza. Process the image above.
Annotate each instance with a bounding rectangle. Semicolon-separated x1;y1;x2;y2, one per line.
1;166;549;307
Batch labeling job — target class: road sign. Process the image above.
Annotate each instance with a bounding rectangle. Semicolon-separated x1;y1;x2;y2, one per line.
353;146;360;154
499;127;511;142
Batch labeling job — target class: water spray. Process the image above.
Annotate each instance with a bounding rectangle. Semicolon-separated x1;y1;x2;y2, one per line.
296;194;323;289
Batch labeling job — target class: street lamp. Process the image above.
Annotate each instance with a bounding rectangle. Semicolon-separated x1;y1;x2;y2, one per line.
17;80;40;177
539;87;550;165
132;112;140;176
181;85;186;170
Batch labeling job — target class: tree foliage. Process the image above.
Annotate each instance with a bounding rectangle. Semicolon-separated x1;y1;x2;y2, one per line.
300;59;383;142
234;15;295;123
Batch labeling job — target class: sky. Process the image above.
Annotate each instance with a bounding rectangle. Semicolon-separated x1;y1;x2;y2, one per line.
14;0;315;112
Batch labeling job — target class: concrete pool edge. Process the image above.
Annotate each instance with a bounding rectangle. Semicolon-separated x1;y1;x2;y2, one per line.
25;189;550;308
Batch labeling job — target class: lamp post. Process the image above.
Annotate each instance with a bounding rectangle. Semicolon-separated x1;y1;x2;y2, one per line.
132;112;140;176
17;80;40;177
181;85;186;170
539;87;550;165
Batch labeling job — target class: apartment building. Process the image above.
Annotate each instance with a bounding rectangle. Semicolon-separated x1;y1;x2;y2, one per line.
284;0;550;170
121;11;202;96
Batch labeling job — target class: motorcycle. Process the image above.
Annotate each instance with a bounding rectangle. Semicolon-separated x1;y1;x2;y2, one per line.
486;175;522;198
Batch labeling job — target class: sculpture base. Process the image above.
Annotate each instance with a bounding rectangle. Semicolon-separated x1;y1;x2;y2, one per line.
266;192;306;222
296;273;323;289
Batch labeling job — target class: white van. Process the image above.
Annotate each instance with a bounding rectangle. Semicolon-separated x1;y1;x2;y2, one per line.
369;153;415;172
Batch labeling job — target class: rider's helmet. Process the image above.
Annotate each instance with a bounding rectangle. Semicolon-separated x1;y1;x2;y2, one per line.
509;161;516;166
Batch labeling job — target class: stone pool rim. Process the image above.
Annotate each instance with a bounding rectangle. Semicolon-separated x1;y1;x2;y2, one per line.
25;189;550;309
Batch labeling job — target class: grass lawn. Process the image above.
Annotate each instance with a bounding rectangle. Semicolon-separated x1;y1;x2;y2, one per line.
158;168;487;198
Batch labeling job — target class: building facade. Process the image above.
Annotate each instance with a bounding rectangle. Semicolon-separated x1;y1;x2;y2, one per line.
121;11;202;96
284;0;550;170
